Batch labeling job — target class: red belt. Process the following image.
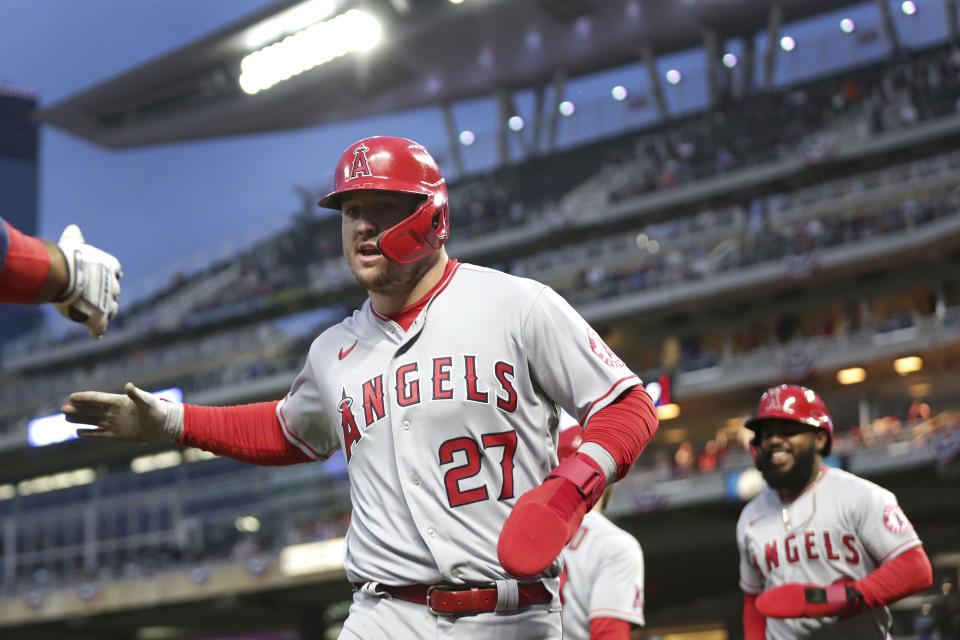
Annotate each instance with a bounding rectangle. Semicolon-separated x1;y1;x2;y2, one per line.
377;582;552;616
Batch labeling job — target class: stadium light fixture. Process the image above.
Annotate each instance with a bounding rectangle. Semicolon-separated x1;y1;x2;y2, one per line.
526;30;542;51
909;382;931;398
131;451;183;474
665;69;682;85
840;18;856;33
239;9;383;95
559;100;576;116
280;537;346;576
901;1;917;15
235;516;261;533
893;356;923;376
244;0;336;49
17;468;96;496
662;427;686;443
722;53;738;68
449;0;464;4
780;36;796;52
836;367;866;385
184;448;218;462
657;403;681;420
458;130;476;146
575;17;591;37
611;85;628;101
508;115;525;131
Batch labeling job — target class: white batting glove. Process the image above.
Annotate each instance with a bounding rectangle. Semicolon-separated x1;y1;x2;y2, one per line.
54;224;123;339
63;382;184;442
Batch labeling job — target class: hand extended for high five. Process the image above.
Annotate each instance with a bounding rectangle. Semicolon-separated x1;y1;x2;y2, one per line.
62;382;183;442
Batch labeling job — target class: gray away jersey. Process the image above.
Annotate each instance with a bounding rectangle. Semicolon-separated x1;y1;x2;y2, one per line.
737;466;922;639
276;262;640;586
560;510;645;640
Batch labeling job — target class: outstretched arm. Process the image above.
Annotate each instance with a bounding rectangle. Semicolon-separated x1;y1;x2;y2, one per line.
0;221;122;337
64;382;311;465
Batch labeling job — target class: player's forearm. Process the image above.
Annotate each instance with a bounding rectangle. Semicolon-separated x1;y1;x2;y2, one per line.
0;221;53;304
181;402;312;466
589;616;631;640
581;385;659;480
743;593;767;640
853;546;932;608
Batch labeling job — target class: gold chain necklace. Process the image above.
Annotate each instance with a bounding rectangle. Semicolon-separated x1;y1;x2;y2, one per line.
781;467;824;532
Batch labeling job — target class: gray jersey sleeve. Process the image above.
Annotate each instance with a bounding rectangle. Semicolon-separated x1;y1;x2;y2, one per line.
590;533;645;625
521;287;639;424
853;483;922;565
737;511;765;594
275;340;341;460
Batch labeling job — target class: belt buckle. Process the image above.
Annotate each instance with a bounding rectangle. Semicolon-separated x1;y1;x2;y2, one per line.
426;585;457;616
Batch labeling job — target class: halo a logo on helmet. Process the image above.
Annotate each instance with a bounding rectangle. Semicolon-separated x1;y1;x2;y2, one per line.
350;144;372;180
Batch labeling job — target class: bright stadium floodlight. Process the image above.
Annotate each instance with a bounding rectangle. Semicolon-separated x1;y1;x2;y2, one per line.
245;0;337;49
508;115;525;131
894;356;923;376
611;85;628;101
722;53;738;68
836;367;866;385
780;36;796;52
901;1;917;15
657;403;681;420
558;100;575;116
239;9;383;95
665;69;682;85
840;18;856;33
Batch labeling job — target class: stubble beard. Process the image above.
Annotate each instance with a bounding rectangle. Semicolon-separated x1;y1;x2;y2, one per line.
760;445;818;491
346;249;436;296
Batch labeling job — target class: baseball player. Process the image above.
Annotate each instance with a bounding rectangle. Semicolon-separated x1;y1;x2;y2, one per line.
737;384;933;639
63;137;659;639
0;217;122;338
558;425;645;640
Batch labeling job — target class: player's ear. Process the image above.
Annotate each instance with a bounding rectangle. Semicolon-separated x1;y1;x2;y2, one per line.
813;430;829;455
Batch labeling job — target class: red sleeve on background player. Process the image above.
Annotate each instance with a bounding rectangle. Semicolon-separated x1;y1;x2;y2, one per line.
581;385;658;479
853;546;932;608
0;221;51;303
589;616;631;640
743;593;767;640
179;402;312;466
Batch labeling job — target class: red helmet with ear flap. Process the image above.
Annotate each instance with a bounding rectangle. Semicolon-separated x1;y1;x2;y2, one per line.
318;136;450;264
745;384;835;457
558;425;585;463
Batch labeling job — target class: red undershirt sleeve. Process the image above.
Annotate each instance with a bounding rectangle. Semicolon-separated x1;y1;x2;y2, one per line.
179;402;312;466
0;221;51;304
581;385;659;479
853;546;933;608
743;592;767;640
589;616;631;640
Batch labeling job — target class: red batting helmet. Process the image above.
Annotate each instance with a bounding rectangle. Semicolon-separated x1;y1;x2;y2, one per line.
558;425;584;463
318;136;450;264
745;384;834;456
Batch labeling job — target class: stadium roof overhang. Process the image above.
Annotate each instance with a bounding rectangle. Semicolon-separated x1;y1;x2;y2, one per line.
36;0;868;150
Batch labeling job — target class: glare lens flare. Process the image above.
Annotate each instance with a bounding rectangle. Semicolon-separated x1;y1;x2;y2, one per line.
239;9;382;95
